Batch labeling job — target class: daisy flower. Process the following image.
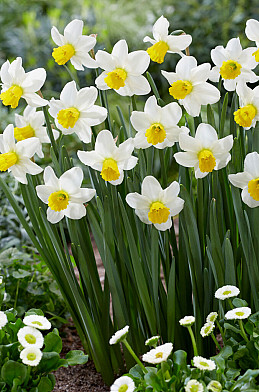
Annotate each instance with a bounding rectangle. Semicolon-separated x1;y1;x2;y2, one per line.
126;176;184;231
0;57;48;108
142;342;173;364
193;356;216;371
78;130;138;185
210;37;258;91
36;166;96;224
225;307;251;320
229;152;259;208
234;82;259;129
109;326;129;345
0;311;8;329
174;123;233;179
245;19;259;62
179;316;195;327
200;322;215;337
145;335;160;346
51;19;97;70
206;312;218;323
130;95;188;149
17;326;44;349
14;105;59;158
215;285;240;300
0;124;42;184
95;40;150;96
48;81;107;143
110;376;135;392
144;15;192;63
207;380;222;392
162;56;220;117
20;347;42;366
23;315;51;330
185;379;204;392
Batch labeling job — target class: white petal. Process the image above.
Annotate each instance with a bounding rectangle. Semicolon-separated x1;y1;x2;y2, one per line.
213;135;233;155
162;181;180;203
3;124;16;151
141;176;162;200
153;16;169;41
64;19;83;43
70;188;96;203
174;151;198;167
23;93;48;107
226;37;242;59
44;166;59;188
168;197;185;216
95;130;116;157
211;46;226;67
60;167;83;193
245;19;259;43
64;202;86;220
135;208;152;225
195;123;218;146
228;172;252;189
180;94;201;117
18;158;43;175
76;86;97;110
223;79;237;91
77;150;102;171
161;70;179;85
242;187;259;208
60;81;78;106
122;156;138;170
209;66;220;82
36;185;53;203
47;208;64;224
167;34;192;52
178;133;201;152
81;106;107;125
16;137;40;158
8;57;25;84
175;56;197;79
130;111;149;132
51;26;64;46
95;50;115;71
22;68;46;92
191;63;211;83
111;40;128;64
244;152;259;178
133;131;150;149
75;123;92;143
126;51;150;75
109;170;124;185
126;192;149;208
9;165;28;184
70;57;84;71
116;138;134;161
124;75;150;96
78;52;99;69
95;71;110;90
154;219;172;231
0;60;12;85
161;102;182;125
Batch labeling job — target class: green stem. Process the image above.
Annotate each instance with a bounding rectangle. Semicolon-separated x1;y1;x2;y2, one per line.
131;95;137;111
14;280;20;309
159;149;167;188
42;106;59;158
227;298;234;309
239;320;249;343
187;326;198;356
211;333;221;351
216;320;226;344
63;64;80;89
23;366;31;387
123;339;147;373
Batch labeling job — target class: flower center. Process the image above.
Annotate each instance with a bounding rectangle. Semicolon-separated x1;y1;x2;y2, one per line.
200;361;209;367
248;178;259;201
169;80;193;100
148;202;170;224
253;48;259;62
0;152;18;171
48;191;69;211
57;107;80;129
145;123;166;145
198;149;216;173
118;385;128;392
14;125;35;141
104;68;127;90
101;158;120;181
190;386;199;392
235;311;244;317
204;326;211;334
223;290;231;295
31;321;43;326
52;44;75;65
25;334;37;345
27;353;37;361
147;41;169;64
220;60;242;79
155;352;163;358
0;85;23;108
234;104;257;128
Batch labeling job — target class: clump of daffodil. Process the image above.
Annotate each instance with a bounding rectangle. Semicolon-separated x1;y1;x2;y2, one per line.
245;19;259;62
234;82;259;129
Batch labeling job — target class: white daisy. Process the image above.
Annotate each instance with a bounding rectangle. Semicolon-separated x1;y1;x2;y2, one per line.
200;322;215;337
23;315;51;330
245;19;259;63
215;285;240;300
0;276;3;284
179;316;195;327
206;312;218;323
207;380;222;392
17;326;44;348
234;82;259;129
145;335;160;346
225;307;251;320
174;123;233;179
0;311;8;329
109;326;129;345
0;57;48;108
185;379;204;392
193;356;216;371
110;375;135;392
142;342;173;364
126;176;184;231
20;347;42;366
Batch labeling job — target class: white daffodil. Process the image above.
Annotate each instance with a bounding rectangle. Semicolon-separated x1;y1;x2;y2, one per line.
179;316;195;327
193;356;216;371
215;285;240;300
126;176;184;231
174;123;233;179
109;326;129;345
207;380;222;392
0;57;48;108
14;105;59;158
95;40;150;96
206;312;218;323
110;376;135;392
245;19;259;63
36;166;96;224
145;335;160;346
23;315;51;330
225;307;251;320
162;56;220;117
234;82;259;129
20;347;42;366
78;130;138;185
0;124;42;184
49;81;107;143
229;152;259;208
200;322;215;337
142;342;173;364
210;37;258;91
185;379;204;392
131;95;188;149
0;311;8;329
144;15;192;64
51;19;97;70
17;326;44;349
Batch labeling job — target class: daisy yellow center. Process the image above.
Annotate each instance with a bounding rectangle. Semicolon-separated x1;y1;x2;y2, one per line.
0;152;18;171
148;202;170;224
14;125;35;141
0;85;23;108
147;41;169;64
27;353;36;361
235;311;244;316
248;178;259;201
220;60;242;79
223;290;231;295
101;158;120;181
31;321;43;326
48;191;69;212
118;385;128;392
25;334;37;345
234;104;257;128
198;149;216;173
145;123;166;145
204;326;211;334
190;386;200;392
52;44;75;65
253;48;259;62
200;361;209;367
155;352;163;358
104;68;127;90
57;107;80;129
169;80;193;100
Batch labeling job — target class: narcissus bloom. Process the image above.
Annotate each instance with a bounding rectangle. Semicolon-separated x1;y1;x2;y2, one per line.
185;380;204;392
193;356;216;371
51;19;97;70
36;166;96;224
20;347;42;366
179;316;195;326
229;152;259;208
0;124;42;184
225;307;251;320
23;315;51;330
14;106;59;158
0;57;48;108
131;95;188;149
245;19;259;62
215;285;240;300
109;326;129;345
110;376;135;392
234;82;259;129
144;15;192;64
95;40;150;96
142;342;173;364
126;176;184;231
200;322;215;337
174;123;233;179
210;37;258;91
162;56;220;116
49;81;107;143
78;130;138;185
18;326;44;348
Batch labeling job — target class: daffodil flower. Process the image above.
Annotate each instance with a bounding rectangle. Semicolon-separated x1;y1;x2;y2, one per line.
162;56;220;116
0;57;48;108
144;15;192;64
174;123;233;179
245;19;259;62
95;40;150;96
0;124;43;184
51;19;97;70
49;81;107;143
234;82;259;129
77;130;138;185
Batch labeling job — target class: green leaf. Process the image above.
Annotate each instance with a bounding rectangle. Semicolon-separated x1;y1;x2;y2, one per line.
25;309;44;317
1;360;27;386
144;371;162;391
172;350;187;368
232;298;248;308
37;352;66;373
43;330;62;353
37;376;53;392
65;350;88;366
129;364;144;379
12;269;31;279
